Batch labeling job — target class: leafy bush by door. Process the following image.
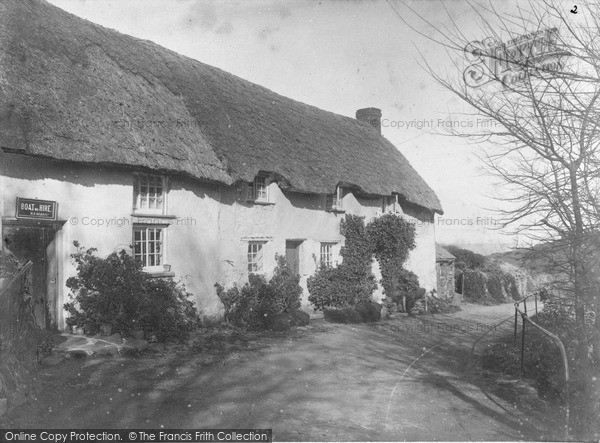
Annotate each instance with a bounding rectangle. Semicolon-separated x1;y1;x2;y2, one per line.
64;242;199;341
215;255;303;329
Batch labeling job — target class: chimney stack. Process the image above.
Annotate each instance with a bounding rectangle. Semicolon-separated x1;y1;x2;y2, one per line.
356;107;382;134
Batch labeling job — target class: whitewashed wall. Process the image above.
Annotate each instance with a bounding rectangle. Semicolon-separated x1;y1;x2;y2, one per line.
1;151;438;327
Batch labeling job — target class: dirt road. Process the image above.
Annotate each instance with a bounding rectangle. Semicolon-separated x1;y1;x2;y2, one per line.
1;303;561;440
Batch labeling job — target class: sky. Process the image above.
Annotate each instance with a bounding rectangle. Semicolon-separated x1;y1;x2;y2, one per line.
44;0;580;254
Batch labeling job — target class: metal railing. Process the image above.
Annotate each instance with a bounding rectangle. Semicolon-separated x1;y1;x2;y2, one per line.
514;292;570;440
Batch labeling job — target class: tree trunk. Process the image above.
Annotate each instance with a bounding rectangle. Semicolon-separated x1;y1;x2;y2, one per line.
570;168;590;368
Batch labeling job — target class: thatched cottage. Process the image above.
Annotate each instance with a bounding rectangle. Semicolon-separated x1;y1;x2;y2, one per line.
0;0;442;328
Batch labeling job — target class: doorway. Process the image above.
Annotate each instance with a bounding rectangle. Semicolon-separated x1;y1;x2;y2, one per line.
2;222;61;329
285;240;303;275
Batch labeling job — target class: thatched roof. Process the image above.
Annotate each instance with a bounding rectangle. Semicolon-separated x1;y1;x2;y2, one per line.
0;0;442;213
436;244;456;262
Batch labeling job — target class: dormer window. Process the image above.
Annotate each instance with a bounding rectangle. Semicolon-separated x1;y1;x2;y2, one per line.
134;173;166;214
382;195;400;214
326;186;344;212
247;174;270;203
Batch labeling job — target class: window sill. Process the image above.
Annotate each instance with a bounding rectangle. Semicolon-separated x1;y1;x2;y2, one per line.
147;271;175;278
132;213;177;219
246;200;274;206
326;208;345;214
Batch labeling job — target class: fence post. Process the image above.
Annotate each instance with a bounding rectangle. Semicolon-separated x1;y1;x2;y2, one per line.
534;292;538;316
520;314;526;379
514;308;518;343
523;298;527;316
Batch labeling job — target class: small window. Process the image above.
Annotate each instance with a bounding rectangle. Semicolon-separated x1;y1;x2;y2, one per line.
320;243;336;268
133;225;164;268
326;187;344;212
134;173;165;213
247;175;269;202
382;195;400;213
247;241;266;273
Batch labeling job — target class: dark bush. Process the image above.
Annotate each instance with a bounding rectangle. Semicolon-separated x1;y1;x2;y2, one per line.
264;309;310;331
289;309;310;326
308;215;376;310
307;265;352;310
366;214;416;301
380;270;420;313
268;312;292;332
215;255;304;330
216;274;273;330
324;307;362;324
445;245;485;269
142;279;199;341
486;270;506;302
405;287;426;313
64;242;199;340
355;301;382;322
268;255;302;312
366;214;419;315
484;266;521;303
397;270;421;295
427;296;460;314
462;269;489;302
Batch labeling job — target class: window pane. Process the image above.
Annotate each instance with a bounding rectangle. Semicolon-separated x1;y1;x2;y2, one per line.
254;176;268;201
248;242;264;272
134;174;165;211
133;227;164;268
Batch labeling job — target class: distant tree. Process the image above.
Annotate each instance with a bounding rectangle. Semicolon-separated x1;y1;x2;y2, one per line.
445;245;485;270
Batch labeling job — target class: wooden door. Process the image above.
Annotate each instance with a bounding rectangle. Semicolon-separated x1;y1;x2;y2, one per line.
45;235;59;328
285;241;302;275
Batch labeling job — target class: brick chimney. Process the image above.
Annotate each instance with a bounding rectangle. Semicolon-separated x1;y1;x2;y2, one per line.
356;107;382;134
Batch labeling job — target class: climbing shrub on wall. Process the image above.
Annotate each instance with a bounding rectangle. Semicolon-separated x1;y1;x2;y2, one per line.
366;214;417;307
339;215;377;306
308;213;420;312
308;214;376;310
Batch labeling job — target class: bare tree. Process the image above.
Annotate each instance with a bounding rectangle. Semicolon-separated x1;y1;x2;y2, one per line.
392;0;600;434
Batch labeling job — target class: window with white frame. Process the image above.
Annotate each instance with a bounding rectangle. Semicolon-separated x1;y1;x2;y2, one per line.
320;242;336;268
326;186;344;211
382;195;400;213
247;175;269;202
133;173;166;213
133;225;164;269
247;241;266;273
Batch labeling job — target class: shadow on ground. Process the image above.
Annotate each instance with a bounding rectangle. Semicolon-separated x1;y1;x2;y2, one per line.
1;303;563;441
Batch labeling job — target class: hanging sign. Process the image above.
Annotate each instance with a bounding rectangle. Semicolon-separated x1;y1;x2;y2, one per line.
16;197;57;220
